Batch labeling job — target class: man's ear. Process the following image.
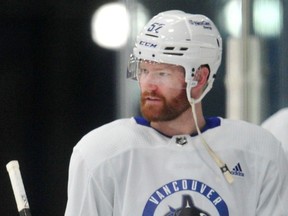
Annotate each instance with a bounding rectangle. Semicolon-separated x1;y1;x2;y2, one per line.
194;66;210;87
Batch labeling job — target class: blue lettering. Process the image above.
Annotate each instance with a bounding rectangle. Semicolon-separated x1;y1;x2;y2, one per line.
139;41;157;48
147;22;165;33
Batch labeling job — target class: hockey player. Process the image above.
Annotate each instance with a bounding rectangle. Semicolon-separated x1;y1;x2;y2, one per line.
65;10;288;215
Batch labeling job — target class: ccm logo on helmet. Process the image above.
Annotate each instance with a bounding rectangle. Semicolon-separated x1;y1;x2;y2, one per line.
189;20;212;30
139;41;157;48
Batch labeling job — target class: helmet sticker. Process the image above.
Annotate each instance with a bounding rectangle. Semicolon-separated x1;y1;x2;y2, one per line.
189;20;212;30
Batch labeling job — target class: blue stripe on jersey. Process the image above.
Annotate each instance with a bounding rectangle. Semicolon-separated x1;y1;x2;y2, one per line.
202;116;221;132
134;116;221;136
134;116;150;127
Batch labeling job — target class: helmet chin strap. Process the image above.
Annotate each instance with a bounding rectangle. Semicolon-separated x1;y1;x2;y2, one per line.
187;86;234;184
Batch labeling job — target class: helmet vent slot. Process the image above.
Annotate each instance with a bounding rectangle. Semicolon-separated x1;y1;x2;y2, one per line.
216;39;220;47
180;47;188;51
145;34;158;38
163;52;183;56
164;47;175;50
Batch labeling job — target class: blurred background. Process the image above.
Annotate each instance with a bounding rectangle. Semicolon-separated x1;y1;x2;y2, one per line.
1;0;287;215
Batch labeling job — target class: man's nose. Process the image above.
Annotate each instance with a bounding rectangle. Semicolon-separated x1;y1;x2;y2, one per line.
140;74;159;89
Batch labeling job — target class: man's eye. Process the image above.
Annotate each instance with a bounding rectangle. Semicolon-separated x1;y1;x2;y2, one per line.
158;72;170;77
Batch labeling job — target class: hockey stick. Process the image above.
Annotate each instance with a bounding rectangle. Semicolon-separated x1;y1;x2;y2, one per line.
6;160;32;216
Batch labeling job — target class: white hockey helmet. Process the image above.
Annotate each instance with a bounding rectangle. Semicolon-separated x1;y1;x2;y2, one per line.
127;10;222;103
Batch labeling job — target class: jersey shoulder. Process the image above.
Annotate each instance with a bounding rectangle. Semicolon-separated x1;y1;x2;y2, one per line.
72;118;151;168
219;118;282;157
261;108;288;150
261;108;288;129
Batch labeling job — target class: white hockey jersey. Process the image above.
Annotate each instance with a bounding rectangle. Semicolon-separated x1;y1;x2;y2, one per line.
65;117;288;216
261;108;288;157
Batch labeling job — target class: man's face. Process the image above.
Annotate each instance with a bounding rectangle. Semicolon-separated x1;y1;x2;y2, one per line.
138;61;190;122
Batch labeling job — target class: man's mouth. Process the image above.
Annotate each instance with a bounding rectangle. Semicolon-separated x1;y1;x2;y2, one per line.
146;96;160;101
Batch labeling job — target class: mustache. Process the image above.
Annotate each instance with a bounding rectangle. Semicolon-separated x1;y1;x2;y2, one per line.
141;91;164;99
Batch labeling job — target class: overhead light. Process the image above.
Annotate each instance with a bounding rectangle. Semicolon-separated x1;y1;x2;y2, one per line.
253;0;283;37
223;0;242;37
91;3;130;49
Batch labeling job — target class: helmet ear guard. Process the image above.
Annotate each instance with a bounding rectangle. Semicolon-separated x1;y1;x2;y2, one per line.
185;64;214;103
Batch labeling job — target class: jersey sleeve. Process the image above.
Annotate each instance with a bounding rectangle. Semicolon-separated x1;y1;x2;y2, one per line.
64;148;113;216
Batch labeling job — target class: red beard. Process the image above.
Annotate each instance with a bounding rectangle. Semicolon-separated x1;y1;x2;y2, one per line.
140;90;190;122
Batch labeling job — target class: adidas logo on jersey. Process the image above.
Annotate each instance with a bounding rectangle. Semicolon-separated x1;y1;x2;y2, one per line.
231;162;245;177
